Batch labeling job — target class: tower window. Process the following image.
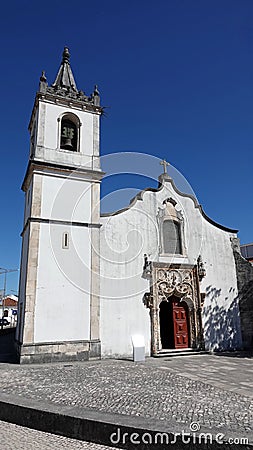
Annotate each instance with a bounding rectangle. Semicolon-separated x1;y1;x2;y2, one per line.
163;220;182;254
62;232;69;249
60;118;78;151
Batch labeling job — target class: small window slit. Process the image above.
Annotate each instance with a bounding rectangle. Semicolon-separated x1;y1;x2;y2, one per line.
62;232;69;249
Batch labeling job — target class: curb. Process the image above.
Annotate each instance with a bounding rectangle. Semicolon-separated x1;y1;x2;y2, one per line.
0;393;252;449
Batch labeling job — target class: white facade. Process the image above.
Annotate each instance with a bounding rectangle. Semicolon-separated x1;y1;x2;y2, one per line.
100;176;242;357
17;48;243;363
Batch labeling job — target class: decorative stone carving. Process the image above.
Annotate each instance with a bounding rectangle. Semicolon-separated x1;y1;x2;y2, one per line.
142;254;152;279
39;47;100;107
157;197;186;255
144;263;203;354
143;292;153;309
46;85;98;104
157;198;178;222
156;268;193;302
197;255;206;281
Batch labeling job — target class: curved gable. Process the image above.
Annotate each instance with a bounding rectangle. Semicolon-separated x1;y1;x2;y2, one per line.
101;174;238;234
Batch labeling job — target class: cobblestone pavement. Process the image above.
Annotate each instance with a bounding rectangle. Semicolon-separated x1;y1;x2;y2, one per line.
0;420;117;449
0;355;252;439
148;353;253;398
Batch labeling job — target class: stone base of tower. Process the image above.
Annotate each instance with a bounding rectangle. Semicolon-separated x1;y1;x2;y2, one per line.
17;339;101;364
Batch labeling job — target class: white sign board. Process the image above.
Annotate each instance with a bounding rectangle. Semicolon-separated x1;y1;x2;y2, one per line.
131;334;145;362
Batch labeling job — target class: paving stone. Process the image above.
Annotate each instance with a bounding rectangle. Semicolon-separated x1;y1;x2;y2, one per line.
0;420;118;449
0;354;252;447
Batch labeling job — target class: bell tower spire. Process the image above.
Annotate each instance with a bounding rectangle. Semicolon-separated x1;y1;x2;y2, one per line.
37;46;100;107
52;46;78;92
28;46;102;169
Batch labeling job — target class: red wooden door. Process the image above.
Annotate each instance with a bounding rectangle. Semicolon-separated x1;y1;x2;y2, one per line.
172;300;189;349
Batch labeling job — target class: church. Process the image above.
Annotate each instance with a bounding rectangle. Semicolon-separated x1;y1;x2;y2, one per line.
16;48;252;363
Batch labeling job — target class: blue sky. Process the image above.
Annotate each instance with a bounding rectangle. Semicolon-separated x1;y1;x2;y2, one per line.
0;0;253;293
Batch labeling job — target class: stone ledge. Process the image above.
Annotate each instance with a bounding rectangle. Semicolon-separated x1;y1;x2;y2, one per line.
18;339;101;364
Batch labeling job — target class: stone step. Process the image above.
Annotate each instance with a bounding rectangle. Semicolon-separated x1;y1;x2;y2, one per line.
153;348;208;358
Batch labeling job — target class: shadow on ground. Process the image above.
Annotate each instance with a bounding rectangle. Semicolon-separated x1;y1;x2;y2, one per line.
213;350;253;358
0;328;18;363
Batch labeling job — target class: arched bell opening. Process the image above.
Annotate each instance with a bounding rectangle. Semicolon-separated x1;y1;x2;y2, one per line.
59;113;80;152
61;119;77;150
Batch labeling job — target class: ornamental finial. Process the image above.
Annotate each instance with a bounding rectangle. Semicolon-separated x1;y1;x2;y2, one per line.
39;70;47;93
94;84;99;95
62;46;70;63
40;71;47;82
160;159;169;174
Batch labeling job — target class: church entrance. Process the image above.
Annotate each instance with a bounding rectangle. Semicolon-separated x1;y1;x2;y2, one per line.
159;301;173;348
159;297;189;349
144;263;204;355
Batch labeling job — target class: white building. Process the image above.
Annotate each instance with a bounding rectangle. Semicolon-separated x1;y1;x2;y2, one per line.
16;48;249;363
2;295;18;326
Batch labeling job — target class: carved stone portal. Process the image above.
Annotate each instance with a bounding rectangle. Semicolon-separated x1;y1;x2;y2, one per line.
144;263;204;354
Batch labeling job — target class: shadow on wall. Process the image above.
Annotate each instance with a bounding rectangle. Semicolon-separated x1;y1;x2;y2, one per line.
232;244;253;351
202;285;242;352
238;280;253;350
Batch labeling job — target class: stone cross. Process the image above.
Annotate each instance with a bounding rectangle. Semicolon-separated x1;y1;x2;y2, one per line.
160;159;169;174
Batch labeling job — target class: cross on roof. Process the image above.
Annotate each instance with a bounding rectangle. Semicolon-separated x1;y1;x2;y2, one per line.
160;159;169;174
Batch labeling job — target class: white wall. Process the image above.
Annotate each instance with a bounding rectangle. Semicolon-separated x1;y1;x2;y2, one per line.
100;179;242;356
34;222;91;342
40;173;92;223
16;227;29;343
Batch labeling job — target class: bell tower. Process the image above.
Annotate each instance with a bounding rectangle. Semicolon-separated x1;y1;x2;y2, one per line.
16;47;103;363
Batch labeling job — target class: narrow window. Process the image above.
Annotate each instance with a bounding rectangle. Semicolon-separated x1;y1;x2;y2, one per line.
60;119;77;151
163;220;182;254
62;232;69;249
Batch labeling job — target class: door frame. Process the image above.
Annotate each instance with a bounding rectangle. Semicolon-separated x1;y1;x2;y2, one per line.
144;263;204;355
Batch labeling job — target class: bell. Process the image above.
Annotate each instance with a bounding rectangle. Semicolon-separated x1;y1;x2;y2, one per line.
62;137;73;149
